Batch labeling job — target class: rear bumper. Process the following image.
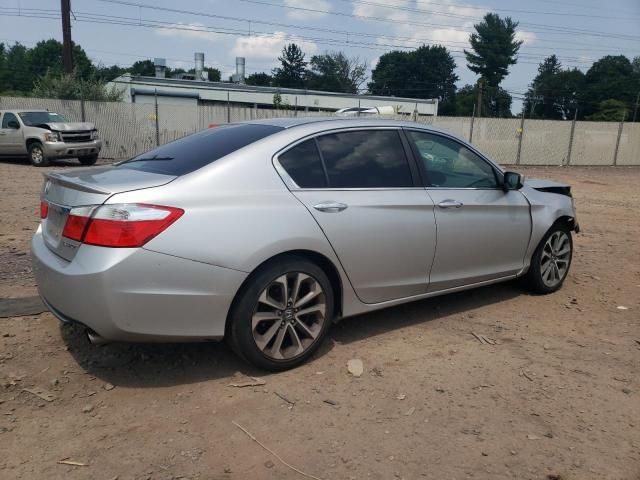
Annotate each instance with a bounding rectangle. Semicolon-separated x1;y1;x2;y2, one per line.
43;139;102;158
31;228;247;342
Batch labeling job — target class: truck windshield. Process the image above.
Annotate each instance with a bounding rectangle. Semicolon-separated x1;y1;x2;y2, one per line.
18;112;66;126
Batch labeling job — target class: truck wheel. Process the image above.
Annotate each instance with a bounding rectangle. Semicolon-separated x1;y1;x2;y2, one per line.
79;155;98;166
29;142;50;167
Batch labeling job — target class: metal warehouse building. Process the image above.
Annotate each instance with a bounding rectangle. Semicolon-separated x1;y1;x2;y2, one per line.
110;74;439;117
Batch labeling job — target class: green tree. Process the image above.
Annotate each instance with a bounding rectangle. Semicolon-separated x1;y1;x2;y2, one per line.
272;43;307;88
465;13;522;88
525;55;562;119
367;51;413;96
306;52;366;94
94;64;128;82
1;43;30;94
524;56;585;120
586;99;628;121
33;72;124;101
203;66;221;81
582;55;637;119
368;45;458;114
455;83;513;117
465;13;521;116
129;60;156;77
246;72;273;86
26;39;94;81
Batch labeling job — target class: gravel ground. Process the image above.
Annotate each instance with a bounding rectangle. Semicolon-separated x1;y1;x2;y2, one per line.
0;158;639;480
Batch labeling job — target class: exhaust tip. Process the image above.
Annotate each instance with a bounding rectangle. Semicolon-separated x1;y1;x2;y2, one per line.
86;329;109;345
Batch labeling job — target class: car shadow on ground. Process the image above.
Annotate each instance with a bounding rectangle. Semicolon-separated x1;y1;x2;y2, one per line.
0;157;108;168
59;281;524;388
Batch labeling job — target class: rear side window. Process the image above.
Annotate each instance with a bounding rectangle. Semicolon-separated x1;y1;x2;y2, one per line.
118;124;283;176
278;139;327;188
316;130;412;188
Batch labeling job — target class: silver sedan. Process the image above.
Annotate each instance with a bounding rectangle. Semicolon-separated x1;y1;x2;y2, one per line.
32;118;578;370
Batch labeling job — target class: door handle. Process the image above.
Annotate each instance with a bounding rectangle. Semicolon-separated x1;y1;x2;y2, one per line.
313;201;348;213
437;199;463;209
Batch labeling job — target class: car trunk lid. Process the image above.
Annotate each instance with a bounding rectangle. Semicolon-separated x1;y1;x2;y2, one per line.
41;166;176;261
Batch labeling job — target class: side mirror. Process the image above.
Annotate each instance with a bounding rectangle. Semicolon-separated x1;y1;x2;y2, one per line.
503;171;524;191
7;120;20;129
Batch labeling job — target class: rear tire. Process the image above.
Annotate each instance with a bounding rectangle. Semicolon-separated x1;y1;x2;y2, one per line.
29;142;49;167
524;223;573;294
79;155;98;166
227;256;334;371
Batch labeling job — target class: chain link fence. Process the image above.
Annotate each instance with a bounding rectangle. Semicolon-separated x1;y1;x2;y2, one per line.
1;95;638;166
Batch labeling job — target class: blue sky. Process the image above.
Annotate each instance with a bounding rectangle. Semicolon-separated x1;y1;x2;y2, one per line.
1;0;639;112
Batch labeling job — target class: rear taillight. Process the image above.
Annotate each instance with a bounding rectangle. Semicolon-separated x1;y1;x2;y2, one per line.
61;206;94;242
40;200;48;219
62;204;183;248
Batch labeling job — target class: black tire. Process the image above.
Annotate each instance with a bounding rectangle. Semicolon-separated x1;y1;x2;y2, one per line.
524;223;573;294
227;255;334;371
28;142;50;167
79;155;98;166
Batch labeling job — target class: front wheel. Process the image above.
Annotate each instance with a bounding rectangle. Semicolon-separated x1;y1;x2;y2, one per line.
227;256;334;371
79;155;98;166
524;224;573;294
29;142;50;167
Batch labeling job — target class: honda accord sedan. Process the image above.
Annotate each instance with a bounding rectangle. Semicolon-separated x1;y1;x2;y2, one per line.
32;118;578;370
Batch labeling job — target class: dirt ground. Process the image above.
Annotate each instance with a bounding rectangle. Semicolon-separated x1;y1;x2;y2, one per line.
0;158;639;480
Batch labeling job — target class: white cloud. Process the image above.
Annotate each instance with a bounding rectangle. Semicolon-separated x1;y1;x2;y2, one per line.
284;0;331;20
515;30;537;46
353;0;535;56
232;31;318;61
353;0;411;23
155;22;219;42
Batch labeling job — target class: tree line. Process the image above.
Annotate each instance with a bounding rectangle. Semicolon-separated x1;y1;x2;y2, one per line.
0;13;638;120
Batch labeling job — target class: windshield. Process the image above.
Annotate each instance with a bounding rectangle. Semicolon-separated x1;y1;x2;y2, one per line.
18;111;66;126
118;123;284;176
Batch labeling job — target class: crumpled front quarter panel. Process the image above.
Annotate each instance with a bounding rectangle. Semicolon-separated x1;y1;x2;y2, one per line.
520;184;577;267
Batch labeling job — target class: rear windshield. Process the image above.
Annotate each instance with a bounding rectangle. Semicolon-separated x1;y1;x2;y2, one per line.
118;124;284;176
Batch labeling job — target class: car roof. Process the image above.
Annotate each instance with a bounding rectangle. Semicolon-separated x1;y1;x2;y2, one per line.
240;116;449;134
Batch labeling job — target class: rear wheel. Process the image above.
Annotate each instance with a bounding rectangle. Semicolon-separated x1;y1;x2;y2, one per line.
29;142;49;167
524;223;573;294
79;154;98;166
227;256;334;370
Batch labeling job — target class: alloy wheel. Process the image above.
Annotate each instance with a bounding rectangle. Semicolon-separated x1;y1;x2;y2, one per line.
252;272;327;360
31;146;43;164
540;231;571;288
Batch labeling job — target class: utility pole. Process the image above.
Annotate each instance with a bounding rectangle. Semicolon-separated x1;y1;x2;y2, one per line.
633;91;639;123
61;0;73;74
476;78;483;118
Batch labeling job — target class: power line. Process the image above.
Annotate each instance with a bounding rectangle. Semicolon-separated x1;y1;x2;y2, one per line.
339;0;640;22
16;3;629;55
234;0;640;41
87;0;640;43
0;9;613;71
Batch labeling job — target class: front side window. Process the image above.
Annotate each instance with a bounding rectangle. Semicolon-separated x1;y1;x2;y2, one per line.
408;130;498;188
278;139;327;188
316;130;413;188
1;112;19;129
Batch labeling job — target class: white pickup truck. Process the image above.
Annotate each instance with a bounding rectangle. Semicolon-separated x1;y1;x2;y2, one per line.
0;109;102;167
